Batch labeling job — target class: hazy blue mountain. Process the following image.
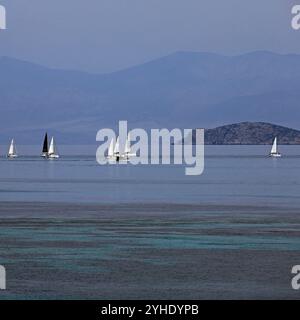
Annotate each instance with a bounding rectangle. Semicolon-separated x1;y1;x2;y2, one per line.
1;51;300;144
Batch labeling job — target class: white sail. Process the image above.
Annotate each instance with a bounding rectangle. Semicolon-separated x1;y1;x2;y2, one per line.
114;136;120;154
270;137;278;154
108;138;114;157
48;137;55;154
48;137;59;158
8;139;15;155
124;133;131;154
8;139;17;157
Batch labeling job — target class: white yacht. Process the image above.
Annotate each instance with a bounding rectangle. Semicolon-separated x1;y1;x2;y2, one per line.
107;134;135;162
269;137;281;158
122;133;136;160
48;137;60;159
107;138;115;160
7;139;18;158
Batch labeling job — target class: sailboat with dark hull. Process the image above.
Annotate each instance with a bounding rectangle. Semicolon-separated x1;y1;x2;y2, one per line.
41;133;49;158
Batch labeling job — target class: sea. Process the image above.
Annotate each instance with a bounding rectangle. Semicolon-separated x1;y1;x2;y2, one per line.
0;145;300;207
0;145;299;299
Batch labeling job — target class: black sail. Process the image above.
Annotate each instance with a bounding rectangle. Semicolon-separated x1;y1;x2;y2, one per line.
42;133;48;153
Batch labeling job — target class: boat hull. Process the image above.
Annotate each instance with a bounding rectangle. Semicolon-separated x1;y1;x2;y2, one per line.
107;153;135;162
269;153;282;158
48;154;60;159
41;153;60;159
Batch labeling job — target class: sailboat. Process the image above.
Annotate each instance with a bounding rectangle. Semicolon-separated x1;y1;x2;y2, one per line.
114;136;120;162
107;138;115;159
7;139;18;158
122;133;136;160
41;133;59;159
106;134;135;162
41;133;49;158
106;137;120;161
48;137;60;159
269;137;281;158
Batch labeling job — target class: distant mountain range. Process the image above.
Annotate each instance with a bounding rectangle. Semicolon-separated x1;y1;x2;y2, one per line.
1;51;300;144
187;122;300;145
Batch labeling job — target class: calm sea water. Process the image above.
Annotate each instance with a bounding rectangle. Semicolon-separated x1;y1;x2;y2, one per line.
0;145;299;208
0;145;300;299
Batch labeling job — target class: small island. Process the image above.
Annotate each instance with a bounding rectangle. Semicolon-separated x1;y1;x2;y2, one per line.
188;122;300;145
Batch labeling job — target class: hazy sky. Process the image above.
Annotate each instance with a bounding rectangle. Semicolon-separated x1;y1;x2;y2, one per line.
0;0;299;72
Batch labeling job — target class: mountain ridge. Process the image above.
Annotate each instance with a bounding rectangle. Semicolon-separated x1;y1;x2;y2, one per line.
1;51;300;144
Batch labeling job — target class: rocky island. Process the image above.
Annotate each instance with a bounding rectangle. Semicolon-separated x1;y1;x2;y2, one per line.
188;122;300;145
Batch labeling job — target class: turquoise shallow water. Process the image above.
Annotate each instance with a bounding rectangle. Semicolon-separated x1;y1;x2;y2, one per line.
0;209;300;299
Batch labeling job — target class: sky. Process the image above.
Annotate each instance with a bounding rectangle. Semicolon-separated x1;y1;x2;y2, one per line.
0;0;299;73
